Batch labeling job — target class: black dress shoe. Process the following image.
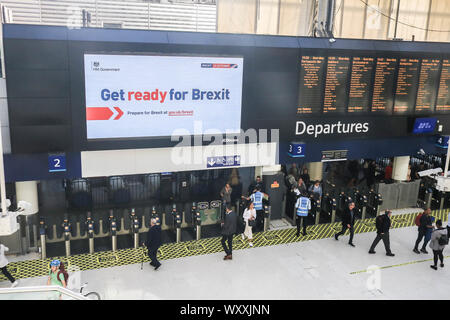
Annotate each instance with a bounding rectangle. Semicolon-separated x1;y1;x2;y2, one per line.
154;264;161;271
430;265;438;270
349;243;355;247
440;263;444;268
368;250;376;254
420;248;428;254
335;234;339;241
386;253;395;257
413;248;420;254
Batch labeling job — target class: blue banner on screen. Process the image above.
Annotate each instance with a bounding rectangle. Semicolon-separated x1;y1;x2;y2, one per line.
84;54;244;139
412;118;437;134
48;154;66;172
207;156;241;168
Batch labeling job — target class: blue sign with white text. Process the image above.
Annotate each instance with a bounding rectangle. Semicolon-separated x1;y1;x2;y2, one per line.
207;155;241;168
288;142;306;158
48;154;66;172
412;118;437;134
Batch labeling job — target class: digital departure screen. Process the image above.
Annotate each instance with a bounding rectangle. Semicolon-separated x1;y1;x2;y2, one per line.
371;58;397;114
297;56;326;114
437;59;450;113
416;59;441;113
348;57;374;113
394;58;420;114
323;56;350;114
412;117;437;134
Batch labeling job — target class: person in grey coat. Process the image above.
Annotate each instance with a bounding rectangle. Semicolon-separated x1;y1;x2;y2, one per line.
429;220;448;270
221;206;237;260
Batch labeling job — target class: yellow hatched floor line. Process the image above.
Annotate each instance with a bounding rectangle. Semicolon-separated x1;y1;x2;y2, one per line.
0;209;447;282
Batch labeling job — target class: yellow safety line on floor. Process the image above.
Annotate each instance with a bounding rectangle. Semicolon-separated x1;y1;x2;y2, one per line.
350;255;450;275
0;209;448;282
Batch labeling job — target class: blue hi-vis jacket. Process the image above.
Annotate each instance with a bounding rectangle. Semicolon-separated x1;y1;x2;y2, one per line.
295;196;311;217
250;192;264;210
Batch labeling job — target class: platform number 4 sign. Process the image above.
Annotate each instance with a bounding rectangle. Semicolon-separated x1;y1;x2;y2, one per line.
48;153;67;172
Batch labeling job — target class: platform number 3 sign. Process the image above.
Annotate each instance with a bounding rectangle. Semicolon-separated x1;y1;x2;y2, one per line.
48;153;67;172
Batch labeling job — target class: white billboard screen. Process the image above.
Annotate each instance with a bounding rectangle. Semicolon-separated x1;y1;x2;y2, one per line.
84;54;243;139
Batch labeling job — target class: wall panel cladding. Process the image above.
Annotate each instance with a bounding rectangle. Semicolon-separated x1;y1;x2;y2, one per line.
4;38;72;153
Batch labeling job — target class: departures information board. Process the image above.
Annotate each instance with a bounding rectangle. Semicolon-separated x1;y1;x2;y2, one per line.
297;56;326;114
416;59;441;113
371;58;397;114
297;54;450;116
348;57;374;113
437;59;450;113
394;58;420;114
323;56;350;114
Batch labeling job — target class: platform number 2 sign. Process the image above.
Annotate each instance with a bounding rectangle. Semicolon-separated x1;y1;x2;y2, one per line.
48;154;67;173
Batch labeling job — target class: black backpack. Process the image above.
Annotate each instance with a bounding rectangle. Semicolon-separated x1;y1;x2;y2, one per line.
438;233;449;246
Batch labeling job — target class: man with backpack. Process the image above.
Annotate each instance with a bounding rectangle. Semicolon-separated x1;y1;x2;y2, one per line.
413;208;434;254
368;210;395;256
429;219;448;270
47;259;68;299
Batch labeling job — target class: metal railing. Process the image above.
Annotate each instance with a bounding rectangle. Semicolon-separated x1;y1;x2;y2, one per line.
0;285;88;300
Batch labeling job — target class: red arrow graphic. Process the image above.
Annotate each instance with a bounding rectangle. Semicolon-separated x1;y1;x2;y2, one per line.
86;107;114;120
113;107;124;120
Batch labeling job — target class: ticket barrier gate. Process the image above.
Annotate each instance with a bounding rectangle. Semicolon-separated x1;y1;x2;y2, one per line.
320;194;337;223
337;192;352;219
39;218;47;259
263;205;271;232
354;191;368;220
62;217;71;257
172;204;182;243
367;190;383;216
307;195;321;225
108;210;118;252
86;212;95;254
191;203;202;240
130;208;140;249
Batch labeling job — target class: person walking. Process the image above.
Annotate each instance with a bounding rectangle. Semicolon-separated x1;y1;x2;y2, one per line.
308;180;322;201
0;244;19;287
368;210;395;256
47;259;67;299
242;201;256;247
295;192;311;236
335;202;356;247
429;220;448;270
243;187;267;232
220;183;233;209
413;208;434;254
221;206;237;260
144;218;162;270
447;211;450;240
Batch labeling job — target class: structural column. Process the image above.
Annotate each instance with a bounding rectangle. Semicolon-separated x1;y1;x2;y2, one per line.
15;181;39;214
392;156;410;182
306;162;323;181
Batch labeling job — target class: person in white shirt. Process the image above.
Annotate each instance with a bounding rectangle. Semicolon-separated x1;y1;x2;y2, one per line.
242;201;257;247
0;244;19;287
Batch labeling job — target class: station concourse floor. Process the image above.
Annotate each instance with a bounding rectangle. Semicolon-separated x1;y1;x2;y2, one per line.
2;207;449;300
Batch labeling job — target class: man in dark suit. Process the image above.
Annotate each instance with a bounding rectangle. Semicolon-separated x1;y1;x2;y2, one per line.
335;202;356;247
369;210;395;256
144;218;162;270
221;206;237;260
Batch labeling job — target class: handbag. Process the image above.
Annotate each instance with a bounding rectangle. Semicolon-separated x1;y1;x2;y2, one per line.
248;219;256;227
